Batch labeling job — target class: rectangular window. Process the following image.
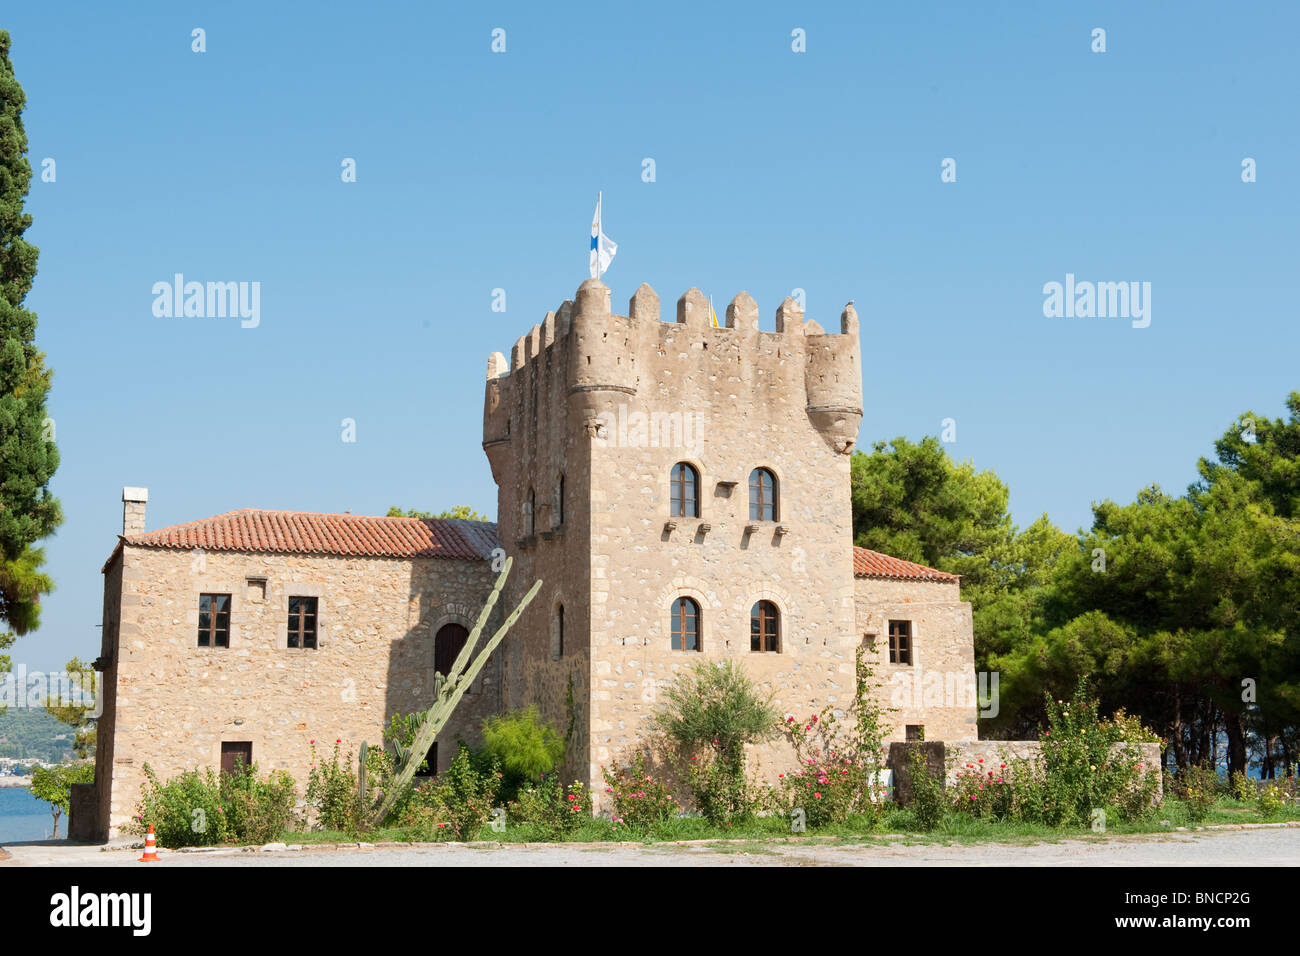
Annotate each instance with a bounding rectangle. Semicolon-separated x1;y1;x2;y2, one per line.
888;620;912;665
288;596;318;649
905;725;924;741
221;741;253;776
198;593;231;648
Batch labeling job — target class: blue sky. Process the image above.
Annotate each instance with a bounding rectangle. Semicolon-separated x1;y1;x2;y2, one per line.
4;1;1297;671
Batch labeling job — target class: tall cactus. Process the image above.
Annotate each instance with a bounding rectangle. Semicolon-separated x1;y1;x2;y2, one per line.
366;557;541;827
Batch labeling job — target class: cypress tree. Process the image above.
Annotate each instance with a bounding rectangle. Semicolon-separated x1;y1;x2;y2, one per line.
0;29;60;649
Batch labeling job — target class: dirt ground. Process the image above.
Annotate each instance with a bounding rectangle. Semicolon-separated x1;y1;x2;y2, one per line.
3;823;1299;867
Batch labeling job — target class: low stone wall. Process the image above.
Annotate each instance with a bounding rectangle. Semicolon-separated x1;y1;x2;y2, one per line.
946;739;1164;800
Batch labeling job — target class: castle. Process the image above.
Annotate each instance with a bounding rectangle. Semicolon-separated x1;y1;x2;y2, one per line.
90;277;980;838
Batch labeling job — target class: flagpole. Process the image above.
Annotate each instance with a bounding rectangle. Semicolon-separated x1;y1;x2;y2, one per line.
597;190;603;278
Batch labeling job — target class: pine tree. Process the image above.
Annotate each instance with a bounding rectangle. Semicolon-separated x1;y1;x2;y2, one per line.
0;29;60;654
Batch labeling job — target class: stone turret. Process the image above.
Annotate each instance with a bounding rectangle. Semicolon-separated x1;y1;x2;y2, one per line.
567;278;638;421
804;301;864;454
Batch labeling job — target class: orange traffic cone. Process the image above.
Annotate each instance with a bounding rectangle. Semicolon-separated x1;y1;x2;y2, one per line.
138;825;160;862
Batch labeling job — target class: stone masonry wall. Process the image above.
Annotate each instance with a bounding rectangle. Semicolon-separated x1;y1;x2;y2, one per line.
99;544;498;837
854;577;979;744
947;739;1165;800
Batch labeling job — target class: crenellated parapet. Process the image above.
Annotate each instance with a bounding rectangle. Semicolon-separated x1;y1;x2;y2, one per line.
482;278;864;472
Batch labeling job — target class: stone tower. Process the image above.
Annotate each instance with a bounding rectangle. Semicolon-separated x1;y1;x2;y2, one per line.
483;278;864;793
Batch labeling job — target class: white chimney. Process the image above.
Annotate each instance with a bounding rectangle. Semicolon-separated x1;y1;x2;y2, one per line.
122;486;148;536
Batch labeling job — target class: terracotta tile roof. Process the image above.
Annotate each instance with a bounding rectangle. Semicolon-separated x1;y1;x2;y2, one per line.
853;546;959;582
114;510;499;562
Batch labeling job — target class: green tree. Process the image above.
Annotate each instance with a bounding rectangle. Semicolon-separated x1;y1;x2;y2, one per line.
29;761;93;839
386;505;491;521
0;30;61;669
651;659;778;766
42;656;97;759
1011;442;1296;775
850;436;1070;680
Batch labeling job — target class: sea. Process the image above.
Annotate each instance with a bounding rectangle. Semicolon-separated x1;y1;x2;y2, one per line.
0;787;57;843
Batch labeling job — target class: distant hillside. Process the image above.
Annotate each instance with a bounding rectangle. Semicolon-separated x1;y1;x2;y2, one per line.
0;707;74;761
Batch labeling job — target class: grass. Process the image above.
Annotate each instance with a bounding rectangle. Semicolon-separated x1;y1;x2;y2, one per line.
267;796;1300;849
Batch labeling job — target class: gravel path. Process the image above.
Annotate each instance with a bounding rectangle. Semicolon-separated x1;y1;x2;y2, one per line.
4;825;1299;867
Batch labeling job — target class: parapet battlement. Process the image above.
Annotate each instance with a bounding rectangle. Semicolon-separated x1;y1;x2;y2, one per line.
485;277;860;381
483;278;864;457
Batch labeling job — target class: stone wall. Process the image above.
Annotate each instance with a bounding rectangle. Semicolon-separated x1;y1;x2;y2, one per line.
946;739;1164;799
96;544;498;837
483;278;982;807
855;578;978;744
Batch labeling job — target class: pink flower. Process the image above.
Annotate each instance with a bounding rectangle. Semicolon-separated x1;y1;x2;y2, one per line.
978;758;983;763
310;739;316;744
814;792;822;799
1000;763;1007;768
567;794;576;801
336;738;342;744
811;715;818;723
970;795;977;801
778;773;785;779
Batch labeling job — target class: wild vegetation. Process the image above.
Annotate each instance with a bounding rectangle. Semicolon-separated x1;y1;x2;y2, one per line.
851;390;1300;782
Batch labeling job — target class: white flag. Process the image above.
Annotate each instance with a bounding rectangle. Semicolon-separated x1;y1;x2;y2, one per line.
589;195;617;278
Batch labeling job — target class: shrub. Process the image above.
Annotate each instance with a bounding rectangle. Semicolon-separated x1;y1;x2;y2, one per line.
907;744;945;831
1257;780;1288;818
651;660;778;826
508;774;590;839
1175;763;1219;823
602;752;680;831
305;739;361;833
1230;770;1254;803
398;780;451;841
479;707;565;800
436;744;501;840
1032;681;1159;827
130;764;227;848
950;754;1014;821
685;757;768;827
775;647;892;829
219;762;297;844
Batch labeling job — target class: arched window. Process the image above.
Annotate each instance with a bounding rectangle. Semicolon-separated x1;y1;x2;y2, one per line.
670;463;699;518
750;600;779;653
435;623;469;678
671;597;701;651
749;468;778;521
556;473;565;527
